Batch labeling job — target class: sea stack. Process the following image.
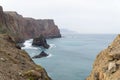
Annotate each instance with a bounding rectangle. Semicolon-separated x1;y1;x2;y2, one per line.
0;34;51;80
32;51;49;58
87;34;120;80
32;34;50;49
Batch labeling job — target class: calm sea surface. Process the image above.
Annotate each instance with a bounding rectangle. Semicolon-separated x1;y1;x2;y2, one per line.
22;33;116;80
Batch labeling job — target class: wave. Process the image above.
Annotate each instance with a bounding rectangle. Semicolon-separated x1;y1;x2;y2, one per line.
47;54;53;58
22;46;38;50
21;39;38;50
22;39;56;50
49;44;56;49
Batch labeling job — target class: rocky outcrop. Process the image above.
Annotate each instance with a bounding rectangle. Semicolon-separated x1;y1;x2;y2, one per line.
0;6;61;42
32;34;50;49
0;34;51;80
87;35;120;80
32;51;49;59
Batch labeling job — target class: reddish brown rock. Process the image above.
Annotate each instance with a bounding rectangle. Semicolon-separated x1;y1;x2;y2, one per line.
0;6;61;42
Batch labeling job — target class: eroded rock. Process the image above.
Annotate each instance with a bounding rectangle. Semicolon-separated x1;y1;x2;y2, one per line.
32;34;50;49
32;51;48;59
0;34;51;80
108;62;117;74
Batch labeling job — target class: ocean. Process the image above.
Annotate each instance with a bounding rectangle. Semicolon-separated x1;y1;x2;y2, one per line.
22;32;117;80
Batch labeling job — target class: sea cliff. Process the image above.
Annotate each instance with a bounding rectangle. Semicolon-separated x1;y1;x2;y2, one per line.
87;34;120;80
0;5;60;80
0;6;61;42
0;34;51;80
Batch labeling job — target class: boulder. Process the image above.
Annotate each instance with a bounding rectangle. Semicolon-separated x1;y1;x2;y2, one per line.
32;34;50;49
108;62;117;74
32;51;48;58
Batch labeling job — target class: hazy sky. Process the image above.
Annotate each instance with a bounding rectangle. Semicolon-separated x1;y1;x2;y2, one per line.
0;0;120;33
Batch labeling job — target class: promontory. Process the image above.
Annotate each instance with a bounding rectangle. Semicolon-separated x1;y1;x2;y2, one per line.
0;6;62;80
0;6;61;42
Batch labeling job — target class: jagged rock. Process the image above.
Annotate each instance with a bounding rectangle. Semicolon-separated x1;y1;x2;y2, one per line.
0;34;51;80
32;34;50;49
87;35;120;80
32;51;48;59
108;51;120;61
108;62;117;74
94;72;99;80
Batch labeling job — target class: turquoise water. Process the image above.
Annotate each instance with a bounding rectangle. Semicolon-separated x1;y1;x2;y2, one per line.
22;33;116;80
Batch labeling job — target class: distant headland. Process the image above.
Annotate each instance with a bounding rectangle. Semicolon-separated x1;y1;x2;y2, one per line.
0;6;61;43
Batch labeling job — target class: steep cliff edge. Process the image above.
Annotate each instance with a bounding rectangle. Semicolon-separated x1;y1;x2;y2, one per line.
0;6;61;42
87;35;120;80
0;34;51;80
0;6;52;80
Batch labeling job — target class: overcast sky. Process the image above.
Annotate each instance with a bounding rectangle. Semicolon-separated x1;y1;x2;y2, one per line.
0;0;120;33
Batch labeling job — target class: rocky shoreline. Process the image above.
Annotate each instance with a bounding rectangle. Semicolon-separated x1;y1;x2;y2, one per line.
0;34;51;80
0;5;62;80
32;34;50;49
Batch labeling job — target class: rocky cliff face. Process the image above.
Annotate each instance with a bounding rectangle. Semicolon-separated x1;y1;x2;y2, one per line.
0;34;51;80
87;35;120;80
0;6;61;42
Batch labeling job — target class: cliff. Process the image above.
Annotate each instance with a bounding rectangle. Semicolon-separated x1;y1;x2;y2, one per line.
0;34;51;80
0;6;61;42
87;35;120;80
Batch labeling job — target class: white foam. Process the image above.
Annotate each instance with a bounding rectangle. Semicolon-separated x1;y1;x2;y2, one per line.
22;39;54;58
22;39;38;50
49;44;56;49
47;54;53;58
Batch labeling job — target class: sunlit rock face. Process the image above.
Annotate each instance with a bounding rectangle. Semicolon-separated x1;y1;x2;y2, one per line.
87;35;120;80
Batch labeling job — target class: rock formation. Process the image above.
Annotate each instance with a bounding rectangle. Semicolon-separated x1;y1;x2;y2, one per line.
0;34;51;80
32;34;50;49
0;6;61;43
32;51;49;59
87;35;120;80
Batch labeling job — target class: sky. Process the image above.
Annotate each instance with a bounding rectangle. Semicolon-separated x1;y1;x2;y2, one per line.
0;0;120;33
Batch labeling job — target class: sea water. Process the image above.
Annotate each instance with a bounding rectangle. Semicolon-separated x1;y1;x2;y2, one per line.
22;33;116;80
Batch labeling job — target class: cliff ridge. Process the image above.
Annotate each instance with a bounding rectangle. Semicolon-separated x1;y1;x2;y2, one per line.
0;34;51;80
87;34;120;80
0;6;61;42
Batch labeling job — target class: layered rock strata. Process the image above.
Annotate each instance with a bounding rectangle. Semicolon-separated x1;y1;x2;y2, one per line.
0;6;61;42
